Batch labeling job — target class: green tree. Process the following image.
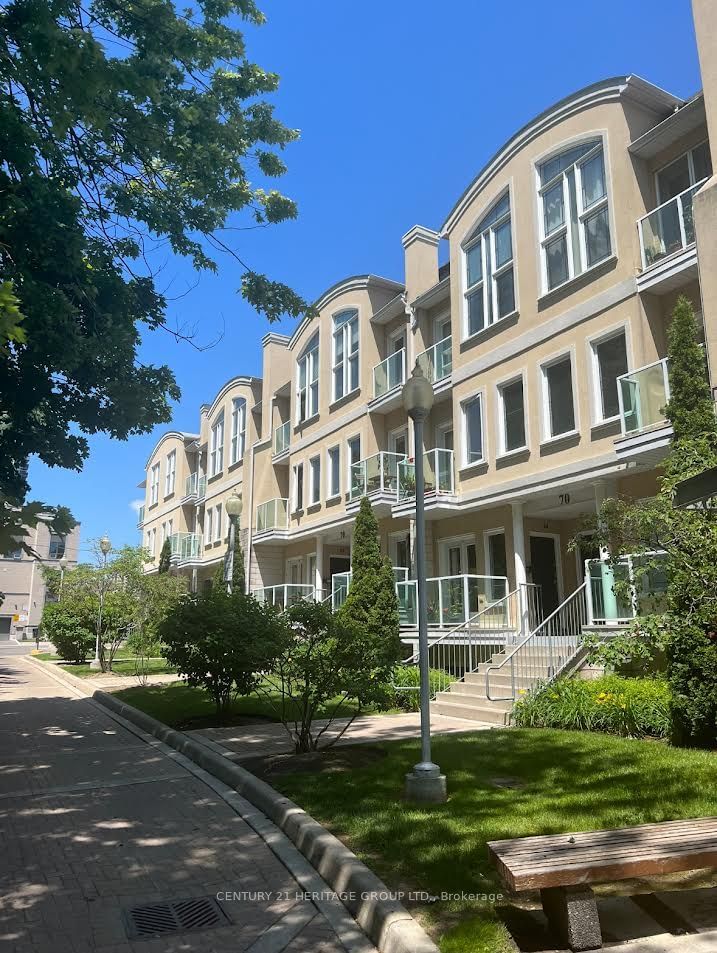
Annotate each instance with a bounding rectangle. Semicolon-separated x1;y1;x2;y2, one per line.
232;530;246;594
337;497;402;669
40;600;95;664
157;539;172;574
0;1;311;503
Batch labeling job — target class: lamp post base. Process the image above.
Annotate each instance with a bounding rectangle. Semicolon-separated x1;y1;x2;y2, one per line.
404;762;447;803
89;658;101;670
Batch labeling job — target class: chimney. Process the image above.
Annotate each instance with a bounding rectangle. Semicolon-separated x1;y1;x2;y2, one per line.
402;225;440;303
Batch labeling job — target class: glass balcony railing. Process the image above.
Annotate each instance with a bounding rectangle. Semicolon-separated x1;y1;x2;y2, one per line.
184;472;198;498
397;449;454;501
168;532;202;562
617;358;670;436
416;336;452;384
586;553;669;624
349;452;405;501
331;566;408;612
252;584;316;610
638;179;706;270
274;420;290;455
196;476;206;500
255;498;289;533
137;505;145;527
373;348;406;398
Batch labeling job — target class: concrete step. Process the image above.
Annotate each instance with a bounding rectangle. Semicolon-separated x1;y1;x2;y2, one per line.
431;698;511;725
490;646;578;663
457;672;539;692
435;690;512;712
470;660;554;676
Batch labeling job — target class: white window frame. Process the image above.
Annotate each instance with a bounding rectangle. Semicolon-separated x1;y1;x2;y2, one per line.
150;463;160;506
204;507;213;546
496;373;527;456
293;462;304;513
462;190;516;340
327;445;341;500
539;350;579;443
332;309;359;403
438;534;477;576
346;434;361;487
537;138;612;294
389;426;409;458
214;503;222;543
483;527;508;579
297;334;319;423
655;140;712;204
389;530;411;572
167;518;173;539
309;455;321;505
210;413;224;476
588;325;630;425
230;397;246;465
164;451;176;497
461;392;486;468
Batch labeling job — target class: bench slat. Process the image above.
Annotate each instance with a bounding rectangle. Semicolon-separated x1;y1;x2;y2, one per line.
499;830;717;868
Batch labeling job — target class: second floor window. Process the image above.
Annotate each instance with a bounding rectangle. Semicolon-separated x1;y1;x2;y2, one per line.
463;395;484;465
498;378;526;454
293;462;304;511
214;503;222;543
204;508;213;546
48;533;65;560
297;334;319;423
332;309;359;401
542;354;576;438
150;463;160;505
230;398;246;464
210;414;224;476
592;330;628;422
310;456;321;505
165;450;176;496
327;445;340;498
463;193;515;337
539;140;611;292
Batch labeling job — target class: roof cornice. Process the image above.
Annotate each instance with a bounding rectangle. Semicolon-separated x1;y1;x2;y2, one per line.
144;431;199;469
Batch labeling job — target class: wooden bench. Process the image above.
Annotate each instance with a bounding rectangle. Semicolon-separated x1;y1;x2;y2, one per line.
488;817;717;951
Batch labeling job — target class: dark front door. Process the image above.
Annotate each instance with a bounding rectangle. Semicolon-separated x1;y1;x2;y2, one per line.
329;557;351;577
529;535;560;617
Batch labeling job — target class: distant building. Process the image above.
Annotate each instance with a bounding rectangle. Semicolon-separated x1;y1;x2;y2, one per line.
0;520;81;641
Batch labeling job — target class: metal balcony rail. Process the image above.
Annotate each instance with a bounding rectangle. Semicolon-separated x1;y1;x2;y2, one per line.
274;420;290;455
485;582;589;702
349;452;406;501
373;348;406;398
184;472;198;498
585;552;669;624
168;532;202;562
617;358;670;436
196;476;206;500
397;449;454;501
638;178;706;270
255;498;289;533
416;336;452;384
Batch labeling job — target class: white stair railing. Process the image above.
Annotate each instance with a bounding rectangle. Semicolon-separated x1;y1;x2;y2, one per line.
485;582;588;702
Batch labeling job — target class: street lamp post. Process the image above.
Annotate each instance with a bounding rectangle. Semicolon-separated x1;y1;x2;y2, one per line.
90;534;112;670
402;362;447;803
224;493;243;594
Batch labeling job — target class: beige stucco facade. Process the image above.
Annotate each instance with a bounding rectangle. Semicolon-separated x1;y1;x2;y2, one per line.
137;62;716;633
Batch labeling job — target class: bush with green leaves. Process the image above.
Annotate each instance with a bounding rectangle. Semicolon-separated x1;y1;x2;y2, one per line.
384;665;455;712
40;601;95;664
583;616;668;676
513;675;672;739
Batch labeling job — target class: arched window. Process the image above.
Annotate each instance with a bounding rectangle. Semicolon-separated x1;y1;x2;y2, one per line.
297;332;319;422
209;412;224;476
463;192;515;338
332;309;358;400
538;139;611;292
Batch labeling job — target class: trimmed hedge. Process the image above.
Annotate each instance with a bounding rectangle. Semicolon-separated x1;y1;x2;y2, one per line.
513;675;671;739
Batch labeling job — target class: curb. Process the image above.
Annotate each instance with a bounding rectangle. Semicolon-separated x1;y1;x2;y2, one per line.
25;656;439;953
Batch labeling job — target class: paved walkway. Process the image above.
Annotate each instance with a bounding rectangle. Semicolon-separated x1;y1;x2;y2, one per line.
0;657;376;953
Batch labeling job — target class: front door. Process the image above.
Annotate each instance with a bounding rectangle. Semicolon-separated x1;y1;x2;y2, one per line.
529;535;560;617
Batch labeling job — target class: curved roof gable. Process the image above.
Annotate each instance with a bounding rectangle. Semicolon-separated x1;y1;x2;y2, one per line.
145;431;199;469
205;375;259;419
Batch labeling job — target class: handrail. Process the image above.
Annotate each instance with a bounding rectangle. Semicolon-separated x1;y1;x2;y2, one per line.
638;177;707;223
485;581;588;702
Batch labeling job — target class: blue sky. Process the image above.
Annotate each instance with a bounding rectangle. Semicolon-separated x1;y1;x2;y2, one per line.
28;0;702;560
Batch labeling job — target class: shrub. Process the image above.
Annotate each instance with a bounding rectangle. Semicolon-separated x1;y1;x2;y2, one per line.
387;665;454;712
513;675;672;739
40;601;95;664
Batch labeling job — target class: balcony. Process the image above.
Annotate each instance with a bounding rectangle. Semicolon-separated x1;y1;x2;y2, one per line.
416;336;452;388
331;567;408;612
348;452;405;513
615;358;672;463
273;420;290;458
637;180;705;293
585;553;668;625
396;574;509;628
254;498;289;542
137;505;145;527
168;532;202;564
397;449;455;501
370;348;406;412
252;584;316;610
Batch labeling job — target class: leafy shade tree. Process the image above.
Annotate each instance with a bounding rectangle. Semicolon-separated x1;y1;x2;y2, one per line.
40;600;94;664
158;539;172;574
337;497;402;668
160;588;286;715
0;505;75;581
258;600;396;753
0;1;312;505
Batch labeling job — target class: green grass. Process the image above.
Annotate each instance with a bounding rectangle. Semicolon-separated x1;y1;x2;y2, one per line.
35;646;140;662
113;680;396;728
269;728;717;953
35;654;174;678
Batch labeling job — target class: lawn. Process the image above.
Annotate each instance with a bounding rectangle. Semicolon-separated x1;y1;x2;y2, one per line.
269;728;717;953
36;653;175;678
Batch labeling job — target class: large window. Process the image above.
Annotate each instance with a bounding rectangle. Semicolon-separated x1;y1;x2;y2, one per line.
592;330;628;421
210;414;224;476
327;445;340;498
297;334;319;422
462;394;484;465
165;450;176;496
347;435;361;470
48;534;65;560
332;309;359;401
539;140;611;292
230;398;246;465
498;377;526;453
542;355;576;438
150;463;160;505
204;507;213;546
214;503;222;543
310;455;321;505
293;462;304;512
656;141;712;203
463;193;515;337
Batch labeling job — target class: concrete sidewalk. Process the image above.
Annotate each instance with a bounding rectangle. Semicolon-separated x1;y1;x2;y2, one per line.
0;656;376;953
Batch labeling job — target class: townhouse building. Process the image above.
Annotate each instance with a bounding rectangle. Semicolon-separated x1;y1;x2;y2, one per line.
137;66;717;652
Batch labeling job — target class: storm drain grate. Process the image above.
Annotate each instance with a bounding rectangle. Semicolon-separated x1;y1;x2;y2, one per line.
124;896;230;940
